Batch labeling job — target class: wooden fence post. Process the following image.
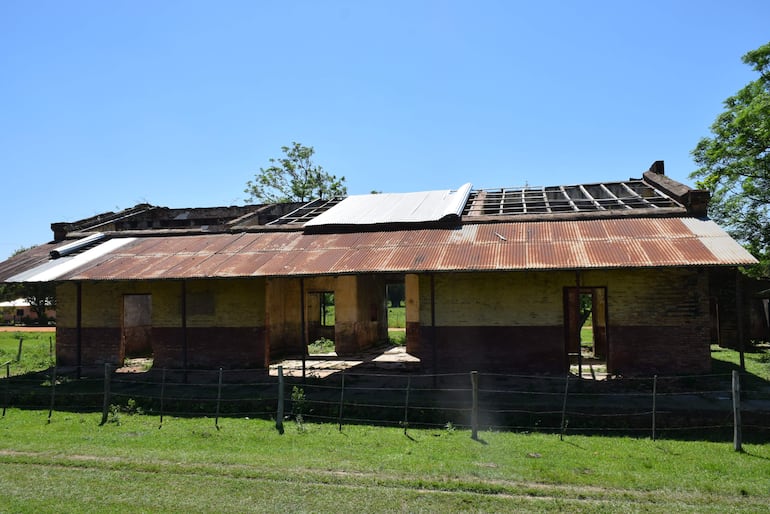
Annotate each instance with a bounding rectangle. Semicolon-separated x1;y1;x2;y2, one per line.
16;337;23;362
2;361;10;417
215;367;223;431
560;374;570;441
732;370;742;452
402;376;410;436
652;375;657;441
47;364;57;424
100;363;112;425
338;371;346;432
276;366;284;434
158;368;166;429
470;371;479;440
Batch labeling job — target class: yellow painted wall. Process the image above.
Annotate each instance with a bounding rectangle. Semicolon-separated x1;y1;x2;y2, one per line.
418;271;572;327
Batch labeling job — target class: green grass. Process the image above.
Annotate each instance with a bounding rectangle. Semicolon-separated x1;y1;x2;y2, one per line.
388;306;405;328
388;328;406;346
711;342;770;382
0;331;55;376
307;337;336;355
0;410;768;512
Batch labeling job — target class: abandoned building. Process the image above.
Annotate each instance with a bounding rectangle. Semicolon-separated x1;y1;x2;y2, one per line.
0;161;760;376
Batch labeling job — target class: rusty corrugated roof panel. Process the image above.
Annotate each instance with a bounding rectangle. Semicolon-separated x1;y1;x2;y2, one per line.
4;217;757;282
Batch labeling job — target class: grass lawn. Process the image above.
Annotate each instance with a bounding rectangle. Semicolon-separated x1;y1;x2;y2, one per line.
0;330;55;375
1;410;769;513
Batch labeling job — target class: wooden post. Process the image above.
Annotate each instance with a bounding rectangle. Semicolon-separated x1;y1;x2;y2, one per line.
300;278;306;382
49;336;53;359
651;375;657;441
560;374;570;441
215;367;223;431
158;368;166;429
2;361;10;417
100;363;112;425
736;272;746;372
16;337;23;362
732;370;742;452
276;366;285;434
402;376;410;436
470;371;479;440
47;364;57;424
338;371;346;432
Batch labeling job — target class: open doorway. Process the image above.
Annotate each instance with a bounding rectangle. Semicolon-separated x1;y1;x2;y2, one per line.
307;291;335;355
386;281;406;346
121;294;153;370
564;287;608;378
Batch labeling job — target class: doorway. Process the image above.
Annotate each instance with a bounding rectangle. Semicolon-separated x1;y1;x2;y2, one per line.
307;291;335;355
122;294;153;362
564;287;608;377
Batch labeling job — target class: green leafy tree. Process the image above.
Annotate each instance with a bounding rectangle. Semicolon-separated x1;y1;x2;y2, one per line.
245;142;347;203
691;42;770;278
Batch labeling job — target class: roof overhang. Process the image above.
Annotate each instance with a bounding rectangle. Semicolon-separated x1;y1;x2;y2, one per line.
0;217;756;283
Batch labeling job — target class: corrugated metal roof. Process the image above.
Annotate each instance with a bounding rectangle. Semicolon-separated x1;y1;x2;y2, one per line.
3;217;754;282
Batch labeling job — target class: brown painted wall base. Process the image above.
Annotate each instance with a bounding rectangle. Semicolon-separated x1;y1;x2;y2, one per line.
153;327;266;369
417;326;566;374
610;326;711;375
57;327;123;367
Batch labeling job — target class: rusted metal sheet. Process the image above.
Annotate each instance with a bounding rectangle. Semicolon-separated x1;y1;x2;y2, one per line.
3;217;758;282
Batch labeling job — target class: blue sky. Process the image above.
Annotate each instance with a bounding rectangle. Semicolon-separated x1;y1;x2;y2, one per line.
1;0;769;257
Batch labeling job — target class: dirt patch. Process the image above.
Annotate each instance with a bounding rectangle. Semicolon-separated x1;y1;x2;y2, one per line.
0;326;55;332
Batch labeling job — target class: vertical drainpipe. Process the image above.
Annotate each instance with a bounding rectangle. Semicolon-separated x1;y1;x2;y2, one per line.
300;277;306;381
181;281;188;370
430;274;437;377
76;281;82;379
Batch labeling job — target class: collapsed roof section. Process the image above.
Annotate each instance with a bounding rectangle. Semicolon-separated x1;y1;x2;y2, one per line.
0;160;752;284
44;161;704;241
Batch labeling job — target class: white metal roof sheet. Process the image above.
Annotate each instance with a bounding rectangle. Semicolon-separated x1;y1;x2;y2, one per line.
305;183;472;227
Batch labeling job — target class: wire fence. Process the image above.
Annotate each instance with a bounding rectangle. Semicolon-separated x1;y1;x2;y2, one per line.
2;361;769;446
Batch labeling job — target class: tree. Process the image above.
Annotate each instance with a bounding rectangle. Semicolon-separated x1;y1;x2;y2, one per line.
690;42;770;278
1;246;56;325
245;142;347;203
